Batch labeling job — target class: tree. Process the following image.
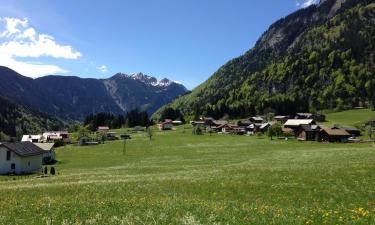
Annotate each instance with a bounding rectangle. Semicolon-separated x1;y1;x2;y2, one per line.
267;126;276;140
77;125;90;138
146;126;153;141
267;123;282;140
192;126;203;135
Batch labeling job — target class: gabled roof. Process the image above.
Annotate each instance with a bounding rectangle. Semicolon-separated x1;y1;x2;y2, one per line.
260;123;270;130
284;119;314;126
1;142;45;157
274;115;289;119
34;143;55;151
320;126;350;136
250;116;263;121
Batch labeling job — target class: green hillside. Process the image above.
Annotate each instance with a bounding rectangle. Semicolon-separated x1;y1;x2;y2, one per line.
0;127;374;224
153;0;375;120
323;108;375;126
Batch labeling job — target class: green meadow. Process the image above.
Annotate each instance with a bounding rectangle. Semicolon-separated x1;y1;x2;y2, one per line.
0;110;375;224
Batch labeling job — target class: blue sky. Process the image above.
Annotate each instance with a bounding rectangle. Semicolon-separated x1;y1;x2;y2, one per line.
0;0;319;89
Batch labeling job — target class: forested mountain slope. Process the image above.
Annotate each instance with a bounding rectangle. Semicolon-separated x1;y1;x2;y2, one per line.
154;0;374;120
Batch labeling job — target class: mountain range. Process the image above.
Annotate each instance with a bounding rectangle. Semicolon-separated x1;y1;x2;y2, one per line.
153;0;375;120
0;66;188;121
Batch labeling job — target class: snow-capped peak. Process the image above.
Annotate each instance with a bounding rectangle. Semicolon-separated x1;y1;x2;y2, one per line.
113;72;181;88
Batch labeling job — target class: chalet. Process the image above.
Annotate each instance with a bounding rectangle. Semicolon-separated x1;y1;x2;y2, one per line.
274;116;289;124
158;120;173;130
133;126;145;132
0;142;44;175
232;127;246;135
343;127;361;137
237;120;252;127
211;120;228;128
218;124;237;133
320;125;351;142
34;143;55;164
43;131;71;143
295;113;313;119
259;123;271;133
172;121;183;125
249;116;264;123
284;119;315;135
106;131;118;140
21;135;43;143
295;113;325;122
78;137;99;146
297;124;320;141
97;126;110;133
203;117;215;125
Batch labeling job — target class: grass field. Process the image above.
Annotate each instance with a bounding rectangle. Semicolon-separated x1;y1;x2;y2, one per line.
1;127;375;224
1;109;375;224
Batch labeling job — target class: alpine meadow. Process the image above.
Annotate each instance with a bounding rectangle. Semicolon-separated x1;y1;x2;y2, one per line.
0;0;374;224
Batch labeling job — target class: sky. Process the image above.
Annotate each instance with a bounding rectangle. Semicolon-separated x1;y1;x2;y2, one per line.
0;0;319;89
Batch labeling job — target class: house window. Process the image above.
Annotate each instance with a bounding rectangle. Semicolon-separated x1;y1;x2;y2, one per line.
6;151;11;161
28;161;31;167
11;163;15;170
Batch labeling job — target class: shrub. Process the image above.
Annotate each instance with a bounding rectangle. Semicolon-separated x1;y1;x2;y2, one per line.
50;167;55;175
192;126;203;135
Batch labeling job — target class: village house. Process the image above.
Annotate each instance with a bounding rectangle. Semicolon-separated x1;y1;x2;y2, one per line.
21;135;43;143
133;126;145;132
34;143;55;164
249;116;264;124
158;120;173;130
284;119;316;135
274;115;289;124
295;113;325;122
0;142;44;175
172;120;183;126
295;113;313;119
43;131;71;143
97;126;110;133
320;125;351;142
259;122;272;133
106;131;118;140
297;124;320;141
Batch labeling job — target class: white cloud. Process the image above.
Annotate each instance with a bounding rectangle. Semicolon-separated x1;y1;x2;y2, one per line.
296;0;319;8
0;17;81;77
98;65;108;73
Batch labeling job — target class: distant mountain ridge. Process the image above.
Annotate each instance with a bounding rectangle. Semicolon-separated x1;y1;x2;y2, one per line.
153;0;375;120
0;66;188;120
